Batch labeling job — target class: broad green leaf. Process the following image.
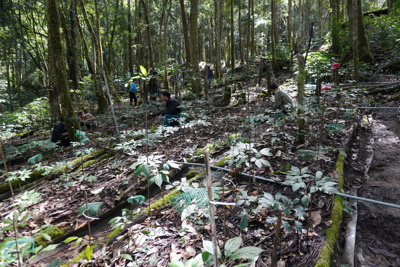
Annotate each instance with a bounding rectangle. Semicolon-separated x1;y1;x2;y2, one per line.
202;252;210;262
224;237;242;257
13;210;20;222
41;244;59;252
295;221;303;233
229;247;265;261
75;237;83;247
40;233;52;241
240;215;249;230
260;148;273;156
202;240;221;259
255;159;262;168
121;254;133;261
259;159;271;166
300;195;309;206
63;236;79;243
85;244;93;261
282;220;291;232
168;161;180;169
154;174;163;188
149;254;157;265
140;65;148;76
293;205;306;217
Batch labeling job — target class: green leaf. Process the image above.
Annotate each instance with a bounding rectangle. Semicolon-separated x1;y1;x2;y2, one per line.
121;254;133;261
13;210;20;222
63;236;79;243
255;159;262;168
301;195;310;207
85;244;93;261
75;237;83;247
229;247;265;261
202;240;221;259
224;237;242;257
240;215;249;230
40;233;52;241
282;220;291;232
202;252;210;262
168;161;180;169
154;174;163;188
41;244;59;252
295;221;303;233
149;254;157;265
127;195;146;205
0;225;14;231
2;219;13;224
260;148;273;156
168;263;185;267
139;65;148;76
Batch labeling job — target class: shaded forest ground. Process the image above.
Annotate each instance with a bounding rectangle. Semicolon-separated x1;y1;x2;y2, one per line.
1;70;400;266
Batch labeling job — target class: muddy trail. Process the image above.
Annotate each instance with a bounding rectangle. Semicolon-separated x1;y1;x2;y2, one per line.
343;104;400;267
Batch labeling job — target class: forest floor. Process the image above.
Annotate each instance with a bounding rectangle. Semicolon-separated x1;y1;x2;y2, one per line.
1;74;400;267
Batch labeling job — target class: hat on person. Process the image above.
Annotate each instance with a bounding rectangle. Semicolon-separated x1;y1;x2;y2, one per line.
78;111;84;116
330;63;340;70
270;83;278;89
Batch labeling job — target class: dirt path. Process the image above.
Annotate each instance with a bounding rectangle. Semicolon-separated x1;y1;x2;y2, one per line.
346;107;400;266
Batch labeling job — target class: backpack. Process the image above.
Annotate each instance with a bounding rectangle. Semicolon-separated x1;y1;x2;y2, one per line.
148;77;157;93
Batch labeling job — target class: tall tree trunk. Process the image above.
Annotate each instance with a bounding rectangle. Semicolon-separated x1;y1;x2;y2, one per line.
76;16;94;75
47;0;79;138
297;0;303;49
108;0;120;71
271;0;279;71
79;0;108;112
70;0;80;90
330;0;340;55
128;0;133;75
297;54;306;144
230;0;235;74
238;0;244;66
288;0;293;65
347;0;373;63
140;0;154;70
215;0;223;77
351;0;359;81
250;0;255;58
179;0;191;65
190;0;202;94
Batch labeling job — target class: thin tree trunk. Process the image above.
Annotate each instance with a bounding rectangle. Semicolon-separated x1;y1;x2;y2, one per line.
271;0;279;71
352;0;359;81
128;0;133;74
140;0;154;70
297;54;306;144
70;0;80;90
288;0;293;66
179;0;191;65
230;0;235;74
215;0;222;77
238;0;244;66
330;0;340;54
190;0;202;94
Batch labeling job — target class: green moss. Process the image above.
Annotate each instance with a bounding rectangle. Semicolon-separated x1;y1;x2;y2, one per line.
73;154;109;173
186;170;199;179
106;226;124;243
34;227;67;247
195;141;226;157
315;151;345;267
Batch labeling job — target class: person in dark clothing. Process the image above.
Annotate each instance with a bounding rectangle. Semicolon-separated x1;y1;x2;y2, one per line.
130;79;138;105
149;72;159;101
51;119;71;147
159;91;181;127
207;66;214;90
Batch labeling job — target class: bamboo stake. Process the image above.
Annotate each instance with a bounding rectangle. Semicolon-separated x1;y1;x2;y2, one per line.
205;150;219;266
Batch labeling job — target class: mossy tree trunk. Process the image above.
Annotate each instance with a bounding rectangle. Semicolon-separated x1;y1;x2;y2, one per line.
222;79;232;106
47;0;79;139
297;54;306;145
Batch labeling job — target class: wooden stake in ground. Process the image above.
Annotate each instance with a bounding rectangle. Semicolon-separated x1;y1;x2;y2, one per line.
271;209;282;266
205;150;219;266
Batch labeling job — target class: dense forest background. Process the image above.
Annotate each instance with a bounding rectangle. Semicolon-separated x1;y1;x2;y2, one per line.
0;0;399;139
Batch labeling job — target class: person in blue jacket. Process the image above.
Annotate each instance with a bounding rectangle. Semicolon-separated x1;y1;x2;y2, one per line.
130;79;138;106
158;91;181;127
